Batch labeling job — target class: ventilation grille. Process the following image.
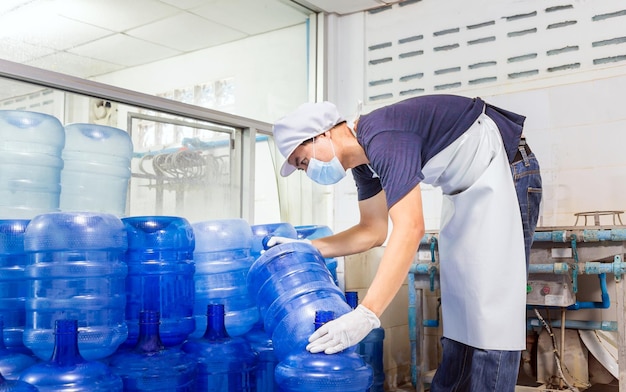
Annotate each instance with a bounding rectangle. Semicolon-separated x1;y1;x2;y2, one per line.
365;0;626;102
0;88;57;113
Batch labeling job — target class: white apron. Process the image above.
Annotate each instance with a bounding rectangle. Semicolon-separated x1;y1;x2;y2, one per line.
421;111;526;350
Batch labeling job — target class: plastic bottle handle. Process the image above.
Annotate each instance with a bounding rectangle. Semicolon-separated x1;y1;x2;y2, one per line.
261;235;272;250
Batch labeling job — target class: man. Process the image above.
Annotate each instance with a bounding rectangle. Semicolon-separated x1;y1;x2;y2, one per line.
268;95;542;391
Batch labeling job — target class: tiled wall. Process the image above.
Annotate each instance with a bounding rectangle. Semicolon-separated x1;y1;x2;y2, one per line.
363;0;626;103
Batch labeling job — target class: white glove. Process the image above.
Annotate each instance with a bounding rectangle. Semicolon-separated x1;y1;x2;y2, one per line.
264;236;311;249
306;304;381;354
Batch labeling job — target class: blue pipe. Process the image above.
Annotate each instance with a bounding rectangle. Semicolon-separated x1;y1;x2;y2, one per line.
417;261;613;311
415;260;626;276
420;229;626;244
566;273;610;310
409;263;431;274
528;263;569;274
527;261;626;277
527;318;617;331
419;233;437;245
407;272;418;387
533;230;569;242
582;228;626;242
531;228;626;243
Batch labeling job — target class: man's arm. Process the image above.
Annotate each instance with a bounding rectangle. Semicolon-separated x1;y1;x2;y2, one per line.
312;190;389;258
361;184;425;317
305;184;426;354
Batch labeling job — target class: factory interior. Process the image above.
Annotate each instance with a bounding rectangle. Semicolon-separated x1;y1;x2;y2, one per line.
1;0;625;391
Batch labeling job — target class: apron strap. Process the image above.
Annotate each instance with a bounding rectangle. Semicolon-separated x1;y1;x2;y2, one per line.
518;138;530;167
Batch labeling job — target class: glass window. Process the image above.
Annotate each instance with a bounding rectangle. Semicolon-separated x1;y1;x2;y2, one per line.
0;1;315;223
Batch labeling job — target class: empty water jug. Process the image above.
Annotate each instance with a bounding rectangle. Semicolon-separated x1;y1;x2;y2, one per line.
274;310;373;392
0;111;64;219
60;123;133;216
250;223;298;260
247;242;352;360
0;220;30;350
182;304;257;392
23;212;128;361
346;291;385;392
0;319;36;380
109;311;197;391
19;319;123;391
295;225;338;285
244;324;276;392
122;216;195;347
192;219;258;338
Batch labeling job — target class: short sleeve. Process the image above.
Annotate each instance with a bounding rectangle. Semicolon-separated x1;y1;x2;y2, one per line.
352;165;382;201
366;131;425;208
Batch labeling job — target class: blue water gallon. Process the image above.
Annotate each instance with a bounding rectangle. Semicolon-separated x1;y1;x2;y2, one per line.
274;310;373;392
250;223;298;260
122;216;195;347
191;219;258;338
60;123;133;217
247;242;352;360
22;212;128;361
109;311;197;391
295;225;338;285
0;373;38;391
0;111;64;219
18;319;122;391
0;220;30;350
345;292;385;392
243;324;276;392
182;304;257;392
0;319;36;380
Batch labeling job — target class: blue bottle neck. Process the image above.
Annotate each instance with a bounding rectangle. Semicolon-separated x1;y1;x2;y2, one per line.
51;321;84;367
135;317;164;353
203;304;229;341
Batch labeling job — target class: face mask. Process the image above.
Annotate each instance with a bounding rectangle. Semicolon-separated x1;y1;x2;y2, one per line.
306;138;346;185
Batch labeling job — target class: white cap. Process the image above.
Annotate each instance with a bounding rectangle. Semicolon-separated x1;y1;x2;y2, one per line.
273;101;344;176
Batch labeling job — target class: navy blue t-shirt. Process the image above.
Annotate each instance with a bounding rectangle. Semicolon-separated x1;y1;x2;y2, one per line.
352;95;525;208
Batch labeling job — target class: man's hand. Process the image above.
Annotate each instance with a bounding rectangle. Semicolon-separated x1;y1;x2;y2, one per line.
263;236;311;249
306;304;380;354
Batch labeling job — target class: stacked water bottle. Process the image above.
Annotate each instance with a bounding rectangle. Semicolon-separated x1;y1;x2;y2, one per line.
0;110;382;391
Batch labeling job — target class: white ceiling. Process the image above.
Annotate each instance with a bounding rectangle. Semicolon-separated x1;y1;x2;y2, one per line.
0;0;395;81
0;0;309;79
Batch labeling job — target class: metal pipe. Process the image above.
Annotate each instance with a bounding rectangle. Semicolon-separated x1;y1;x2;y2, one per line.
527;318;618;331
420;229;626;244
533;230;569;243
419;233;437;246
407;272;420;389
527;261;626;276
559;309;565;390
566;273;610;310
413;260;626;276
532;228;626;243
423;319;439;328
409;263;432;274
407;273;427;391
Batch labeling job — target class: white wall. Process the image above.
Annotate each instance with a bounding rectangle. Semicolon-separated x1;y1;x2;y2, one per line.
93;24;309;124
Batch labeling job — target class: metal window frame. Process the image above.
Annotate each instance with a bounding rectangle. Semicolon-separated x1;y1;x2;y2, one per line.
0;58;272;221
